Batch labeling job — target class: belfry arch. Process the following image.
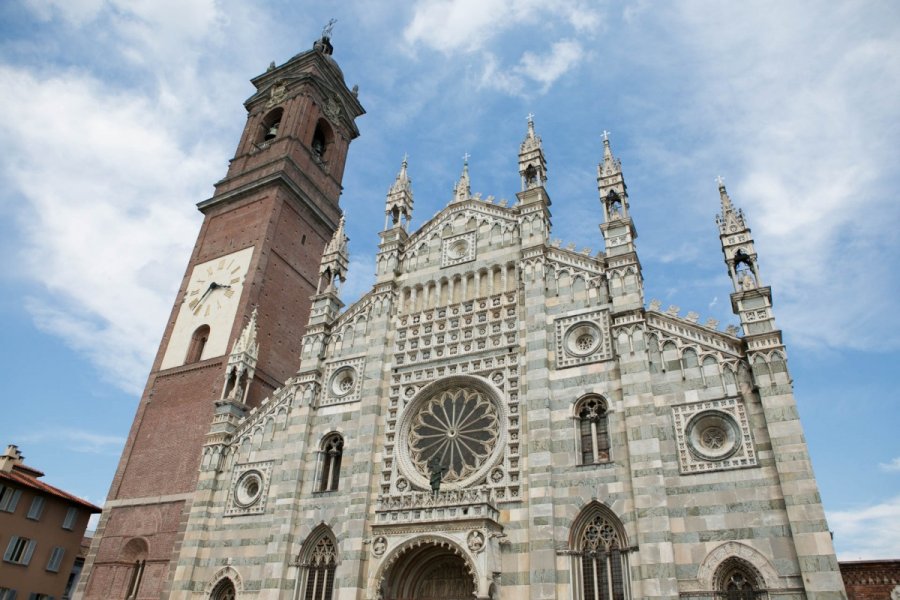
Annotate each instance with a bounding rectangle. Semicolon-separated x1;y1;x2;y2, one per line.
373;536;480;600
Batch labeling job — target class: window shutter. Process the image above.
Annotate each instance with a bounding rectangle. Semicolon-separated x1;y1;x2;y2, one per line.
62;507;78;530
22;540;35;565
7;489;22;512
3;537;19;562
47;546;65;572
27;496;45;520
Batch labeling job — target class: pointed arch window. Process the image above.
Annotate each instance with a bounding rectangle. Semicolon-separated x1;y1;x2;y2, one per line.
571;504;631;600
186;325;210;364
715;557;765;600
300;530;338;600
576;396;610;465
317;434;343;492
210;578;236;600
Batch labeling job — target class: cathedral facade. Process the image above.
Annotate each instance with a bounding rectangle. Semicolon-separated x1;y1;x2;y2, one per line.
77;33;846;600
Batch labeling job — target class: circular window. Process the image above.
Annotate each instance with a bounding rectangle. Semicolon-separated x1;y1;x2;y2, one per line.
447;238;469;260
330;366;356;397
234;470;264;508
686;411;741;461
397;376;506;490
564;322;602;356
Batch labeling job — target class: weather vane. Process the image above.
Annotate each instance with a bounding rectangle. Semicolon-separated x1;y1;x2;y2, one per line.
322;18;337;39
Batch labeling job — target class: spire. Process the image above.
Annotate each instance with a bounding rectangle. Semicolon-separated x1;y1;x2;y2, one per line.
519;113;547;190
714;180;778;340
220;307;260;404
597;131;643;314
318;214;350;294
600;130;622;177
324;214;348;256
385;155;414;230
597;132;629;223
231;307;259;357
715;176;746;235
453;154;471;203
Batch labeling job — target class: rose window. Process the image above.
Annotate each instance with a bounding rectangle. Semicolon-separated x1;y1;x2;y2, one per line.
564;322;602;356
408;387;500;482
329;366;356;397
576;333;595;352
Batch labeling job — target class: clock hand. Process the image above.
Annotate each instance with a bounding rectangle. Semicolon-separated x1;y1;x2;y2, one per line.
193;284;215;313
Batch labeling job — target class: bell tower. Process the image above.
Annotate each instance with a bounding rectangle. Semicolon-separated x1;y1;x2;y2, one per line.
77;30;364;600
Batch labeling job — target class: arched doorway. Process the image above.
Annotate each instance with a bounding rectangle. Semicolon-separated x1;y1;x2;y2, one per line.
381;541;475;600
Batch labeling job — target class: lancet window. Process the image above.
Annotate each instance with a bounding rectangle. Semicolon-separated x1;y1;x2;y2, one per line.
715;558;765;600
300;530;338;600
576;396;610;464
317;434;343;492
210;578;236;600
571;504;630;600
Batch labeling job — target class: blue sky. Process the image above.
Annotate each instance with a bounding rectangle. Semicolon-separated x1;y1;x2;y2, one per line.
1;0;898;559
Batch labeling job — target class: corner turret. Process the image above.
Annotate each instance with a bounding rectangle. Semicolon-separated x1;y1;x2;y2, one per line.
715;178;780;348
598;133;642;313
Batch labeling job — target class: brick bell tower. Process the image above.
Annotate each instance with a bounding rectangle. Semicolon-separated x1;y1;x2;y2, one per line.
77;30;364;600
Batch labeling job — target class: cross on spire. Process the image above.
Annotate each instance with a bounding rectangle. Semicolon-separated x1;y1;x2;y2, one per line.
462;152;470;164
602;130;611;142
716;175;726;187
526;112;535;123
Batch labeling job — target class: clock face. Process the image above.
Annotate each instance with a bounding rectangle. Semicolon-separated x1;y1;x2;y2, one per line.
160;246;255;369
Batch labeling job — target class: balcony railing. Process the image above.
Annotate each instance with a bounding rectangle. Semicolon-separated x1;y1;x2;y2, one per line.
375;487;499;525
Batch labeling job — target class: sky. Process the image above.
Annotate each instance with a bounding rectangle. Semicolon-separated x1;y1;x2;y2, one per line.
0;0;898;560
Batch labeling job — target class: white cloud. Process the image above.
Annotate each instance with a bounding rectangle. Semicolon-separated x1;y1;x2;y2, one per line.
404;0;601;53
405;0;596;96
0;66;215;392
16;428;126;455
879;458;900;472
479;40;585;96
517;39;583;91
828;496;900;560
650;2;900;351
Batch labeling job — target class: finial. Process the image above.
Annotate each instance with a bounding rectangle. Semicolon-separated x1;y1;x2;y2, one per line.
402;152;409;168
526;113;536;138
322;18;337;39
602;129;611;143
462;152;470;165
716;174;726;189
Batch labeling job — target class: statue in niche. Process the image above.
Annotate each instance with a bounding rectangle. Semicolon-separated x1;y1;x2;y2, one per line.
428;456;447;493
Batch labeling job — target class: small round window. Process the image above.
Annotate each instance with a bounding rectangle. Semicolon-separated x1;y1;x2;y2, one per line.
234;470;264;508
686;411;741;461
330;366;356;397
447;238;469;260
564;322;602;357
